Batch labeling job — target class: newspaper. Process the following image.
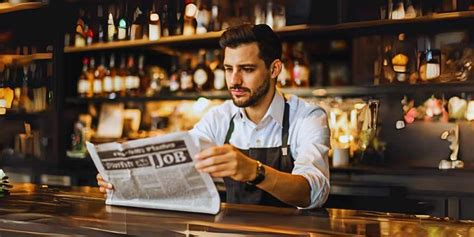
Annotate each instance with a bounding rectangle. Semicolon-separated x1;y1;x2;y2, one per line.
86;132;221;215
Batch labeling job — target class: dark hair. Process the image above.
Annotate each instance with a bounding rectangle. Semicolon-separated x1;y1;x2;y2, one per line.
219;24;282;68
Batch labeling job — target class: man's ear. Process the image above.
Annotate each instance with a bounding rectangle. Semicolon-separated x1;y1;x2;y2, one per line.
270;59;283;79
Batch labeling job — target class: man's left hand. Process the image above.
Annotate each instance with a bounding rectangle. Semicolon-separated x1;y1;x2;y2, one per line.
194;144;257;182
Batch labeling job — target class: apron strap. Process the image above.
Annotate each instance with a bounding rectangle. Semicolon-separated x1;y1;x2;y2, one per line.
281;97;290;159
224;114;237;144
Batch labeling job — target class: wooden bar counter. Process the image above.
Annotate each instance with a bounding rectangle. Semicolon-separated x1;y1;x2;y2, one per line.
0;183;473;236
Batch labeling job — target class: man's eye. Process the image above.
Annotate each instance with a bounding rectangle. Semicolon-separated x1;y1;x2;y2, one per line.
243;68;255;73
225;68;233;72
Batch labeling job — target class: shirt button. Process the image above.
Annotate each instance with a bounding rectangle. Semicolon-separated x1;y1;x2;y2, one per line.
256;139;261;145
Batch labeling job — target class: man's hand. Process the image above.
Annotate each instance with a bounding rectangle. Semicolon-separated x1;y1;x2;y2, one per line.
194;144;258;182
96;173;113;198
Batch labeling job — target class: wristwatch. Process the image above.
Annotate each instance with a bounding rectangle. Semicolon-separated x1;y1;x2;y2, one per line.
246;160;265;186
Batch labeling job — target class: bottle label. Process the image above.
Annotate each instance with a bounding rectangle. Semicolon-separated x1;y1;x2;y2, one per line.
180;73;193;90
78;80;90;94
170;74;179;92
118;28;126;40
193;69;208;86
113;76;123;92
133;76;141;89
103;76;113;92
125;76;135;89
213;69;225;90
93;79;102;93
108;25;115;41
149;24;160;40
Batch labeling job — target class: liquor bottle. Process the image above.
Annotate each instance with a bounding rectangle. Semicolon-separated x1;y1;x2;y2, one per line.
75;9;86;47
180;58;194;91
97;5;105;43
85;11;94;45
273;0;286;29
103;54;114;98
88;57;97;97
183;0;198;36
118;55;127;96
169;57;180;92
265;0;274;29
107;7;116;42
0;67;6;114
391;33;412;83
125;55;140;96
130;5;144;40
161;4;170;37
93;55;105;97
196;0;211;34
149;3;161;40
118;1;129;40
212;50;226;90
193;49;213;91
138;54;149;94
77;57;90;98
277;42;293;87
208;0;221;32
292;42;310;87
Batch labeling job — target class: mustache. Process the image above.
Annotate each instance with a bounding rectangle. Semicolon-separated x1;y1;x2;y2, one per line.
229;86;250;92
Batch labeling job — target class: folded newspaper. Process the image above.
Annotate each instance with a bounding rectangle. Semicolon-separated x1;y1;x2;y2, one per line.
86;132;221;214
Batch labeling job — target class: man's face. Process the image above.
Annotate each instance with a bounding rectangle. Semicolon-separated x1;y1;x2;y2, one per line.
223;43;272;108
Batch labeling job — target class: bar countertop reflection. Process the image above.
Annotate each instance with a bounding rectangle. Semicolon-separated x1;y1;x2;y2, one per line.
0;183;473;236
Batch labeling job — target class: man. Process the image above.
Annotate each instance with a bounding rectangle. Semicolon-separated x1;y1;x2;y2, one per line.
97;24;330;209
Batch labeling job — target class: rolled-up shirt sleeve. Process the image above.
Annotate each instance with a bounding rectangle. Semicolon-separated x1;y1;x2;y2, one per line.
291;108;330;209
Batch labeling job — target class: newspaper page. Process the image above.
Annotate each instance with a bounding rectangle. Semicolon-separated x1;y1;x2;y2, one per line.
86;132;221;215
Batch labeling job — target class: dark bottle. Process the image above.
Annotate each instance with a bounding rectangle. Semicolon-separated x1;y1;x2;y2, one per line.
138;54;149;94
118;55;127;97
180;58;194;91
161;4;170;37
169;57;180;92
75;8;86;47
97;5;105;43
212;49;226;90
103;55;114;98
193;49;213;91
125;55;140;96
277;42;294;88
77;57;90;98
209;0;221;32
130;5;144;40
183;0;198;36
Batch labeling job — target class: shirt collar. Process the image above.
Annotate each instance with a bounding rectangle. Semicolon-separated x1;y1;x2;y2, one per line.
231;90;286;126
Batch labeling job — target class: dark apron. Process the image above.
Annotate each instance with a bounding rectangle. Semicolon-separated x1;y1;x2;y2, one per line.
223;100;294;207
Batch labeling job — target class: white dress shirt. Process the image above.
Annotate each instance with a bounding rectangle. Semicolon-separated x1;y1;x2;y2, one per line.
189;90;330;209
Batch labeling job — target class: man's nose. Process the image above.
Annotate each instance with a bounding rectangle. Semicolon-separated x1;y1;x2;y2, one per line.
230;71;242;85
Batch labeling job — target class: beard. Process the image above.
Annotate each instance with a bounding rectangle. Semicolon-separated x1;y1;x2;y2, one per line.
228;77;271;108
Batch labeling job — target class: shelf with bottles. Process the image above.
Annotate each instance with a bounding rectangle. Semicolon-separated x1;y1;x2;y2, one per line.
0;1;46;15
0;54;54;115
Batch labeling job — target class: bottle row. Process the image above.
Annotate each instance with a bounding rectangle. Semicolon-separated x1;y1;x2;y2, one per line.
69;0;288;47
381;0;474;20
0;60;52;114
376;33;474;85
75;42;315;98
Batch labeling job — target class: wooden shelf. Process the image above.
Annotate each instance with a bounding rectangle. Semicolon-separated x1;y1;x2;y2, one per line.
63;10;474;53
0;53;52;65
0;2;44;15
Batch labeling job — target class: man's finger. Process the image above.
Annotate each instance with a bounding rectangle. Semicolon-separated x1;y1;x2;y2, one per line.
195;154;229;170
96;173;103;181
195;145;231;160
199;163;230;174
210;170;235;178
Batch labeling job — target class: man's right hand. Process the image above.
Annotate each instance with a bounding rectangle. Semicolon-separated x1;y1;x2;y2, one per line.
96;173;113;197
